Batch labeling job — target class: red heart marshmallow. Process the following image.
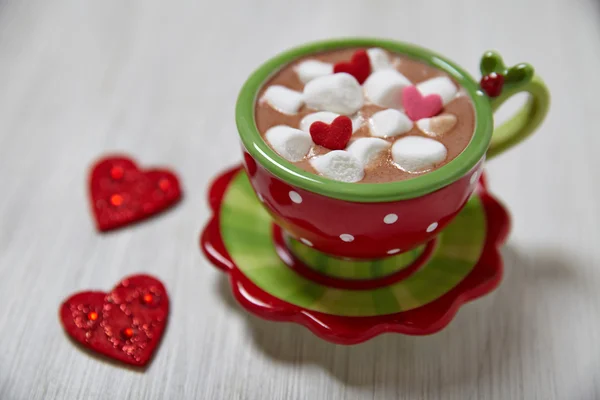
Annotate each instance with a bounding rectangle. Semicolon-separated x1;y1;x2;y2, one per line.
333;50;372;84
309;116;353;150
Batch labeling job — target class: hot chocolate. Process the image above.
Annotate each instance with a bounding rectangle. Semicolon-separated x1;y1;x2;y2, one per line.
254;48;475;183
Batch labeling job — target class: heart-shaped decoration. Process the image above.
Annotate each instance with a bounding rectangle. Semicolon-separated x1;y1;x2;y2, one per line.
309;116;353;150
59;274;169;367
89;155;182;232
402;86;443;121
333;50;371;84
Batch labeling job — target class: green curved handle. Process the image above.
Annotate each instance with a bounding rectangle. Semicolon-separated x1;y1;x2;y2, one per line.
486;74;550;159
479;51;550;159
481;59;550;159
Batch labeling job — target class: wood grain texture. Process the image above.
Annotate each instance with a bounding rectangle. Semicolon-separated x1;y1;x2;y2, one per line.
0;0;598;399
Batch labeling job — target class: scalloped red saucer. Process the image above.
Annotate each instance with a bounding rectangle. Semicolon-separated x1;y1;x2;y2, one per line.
201;166;510;344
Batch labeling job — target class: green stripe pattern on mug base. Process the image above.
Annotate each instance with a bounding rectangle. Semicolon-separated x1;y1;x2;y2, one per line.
286;235;426;280
220;172;487;317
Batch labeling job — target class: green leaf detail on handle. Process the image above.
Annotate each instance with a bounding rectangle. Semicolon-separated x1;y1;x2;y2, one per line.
504;63;534;87
479;51;535;97
480;51;506;76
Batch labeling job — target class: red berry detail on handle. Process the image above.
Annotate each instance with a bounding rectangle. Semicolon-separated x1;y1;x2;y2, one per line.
309;116;353;150
480;73;504;97
333;50;371;84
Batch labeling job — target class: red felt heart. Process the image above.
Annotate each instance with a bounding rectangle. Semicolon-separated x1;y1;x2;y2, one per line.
59;274;169;367
89;155;182;232
402;85;443;121
333;50;371;84
309;116;353;150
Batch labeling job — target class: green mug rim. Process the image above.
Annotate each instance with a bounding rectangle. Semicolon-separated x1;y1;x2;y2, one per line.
235;37;493;202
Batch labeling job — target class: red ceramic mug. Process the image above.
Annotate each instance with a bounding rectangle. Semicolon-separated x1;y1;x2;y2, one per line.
236;38;549;260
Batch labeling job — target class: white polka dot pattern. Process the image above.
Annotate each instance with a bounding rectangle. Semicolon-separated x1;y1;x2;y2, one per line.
289;191;302;204
384;213;398;224
340;234;354;242
426;222;438;233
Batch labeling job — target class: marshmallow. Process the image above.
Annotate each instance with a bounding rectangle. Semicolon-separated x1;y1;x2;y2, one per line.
369;109;413;138
303;73;364;115
310;150;364;182
416;77;457;105
351;114;364;133
363;69;412;108
346;138;391;166
300;111;363;134
261;85;304;115
295;60;334;84
265;125;313;162
391;136;448;172
416;114;457;137
367;48;393;71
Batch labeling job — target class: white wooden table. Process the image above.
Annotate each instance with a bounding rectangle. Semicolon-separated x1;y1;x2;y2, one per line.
1;0;598;399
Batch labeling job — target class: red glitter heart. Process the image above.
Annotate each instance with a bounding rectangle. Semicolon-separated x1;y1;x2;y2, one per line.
59;274;169;367
402;85;443;121
333;50;371;84
89;155;182;232
309;116;353;150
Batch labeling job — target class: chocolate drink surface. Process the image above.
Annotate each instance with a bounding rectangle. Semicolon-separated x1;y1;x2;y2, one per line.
255;48;476;183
